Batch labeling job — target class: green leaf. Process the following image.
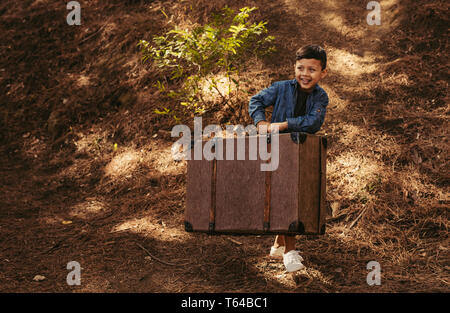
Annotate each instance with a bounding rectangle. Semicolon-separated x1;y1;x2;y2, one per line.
154;107;170;115
139;5;274;117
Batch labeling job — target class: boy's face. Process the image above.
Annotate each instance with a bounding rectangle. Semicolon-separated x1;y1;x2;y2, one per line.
294;58;327;93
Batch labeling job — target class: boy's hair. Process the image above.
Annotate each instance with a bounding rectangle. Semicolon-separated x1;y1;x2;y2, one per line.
295;45;327;70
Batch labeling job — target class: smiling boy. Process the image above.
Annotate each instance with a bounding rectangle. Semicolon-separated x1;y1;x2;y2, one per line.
248;45;329;272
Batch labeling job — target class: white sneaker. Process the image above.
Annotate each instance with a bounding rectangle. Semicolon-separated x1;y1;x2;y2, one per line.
283;250;305;272
270;245;285;258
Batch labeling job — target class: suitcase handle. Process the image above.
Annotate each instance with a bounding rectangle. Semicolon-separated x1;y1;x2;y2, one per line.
290;132;307;144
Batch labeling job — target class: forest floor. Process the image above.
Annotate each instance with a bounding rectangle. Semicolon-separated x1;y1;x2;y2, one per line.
0;0;448;292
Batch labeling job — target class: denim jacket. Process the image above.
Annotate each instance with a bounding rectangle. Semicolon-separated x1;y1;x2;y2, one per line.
248;79;329;134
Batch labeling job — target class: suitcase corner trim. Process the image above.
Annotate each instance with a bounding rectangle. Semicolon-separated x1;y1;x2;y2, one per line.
184;221;193;232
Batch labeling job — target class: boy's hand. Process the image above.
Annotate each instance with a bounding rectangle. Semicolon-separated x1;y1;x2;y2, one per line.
257;121;288;133
257;120;270;134
269;122;288;133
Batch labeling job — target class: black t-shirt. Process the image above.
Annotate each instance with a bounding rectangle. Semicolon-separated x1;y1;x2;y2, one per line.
294;86;308;117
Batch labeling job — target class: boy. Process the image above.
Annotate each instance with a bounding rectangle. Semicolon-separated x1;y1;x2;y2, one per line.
248;45;328;272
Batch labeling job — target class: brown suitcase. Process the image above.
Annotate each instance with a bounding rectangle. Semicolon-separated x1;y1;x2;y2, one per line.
184;132;327;235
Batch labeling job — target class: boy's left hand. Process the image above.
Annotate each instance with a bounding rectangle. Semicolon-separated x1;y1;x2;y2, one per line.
268;122;288;133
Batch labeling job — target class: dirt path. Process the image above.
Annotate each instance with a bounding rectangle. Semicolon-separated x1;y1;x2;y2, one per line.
0;0;448;293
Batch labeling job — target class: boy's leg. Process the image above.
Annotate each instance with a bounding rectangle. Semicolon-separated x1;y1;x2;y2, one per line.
273;235;285;248
284;235;296;253
273;235;296;251
270;235;286;258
